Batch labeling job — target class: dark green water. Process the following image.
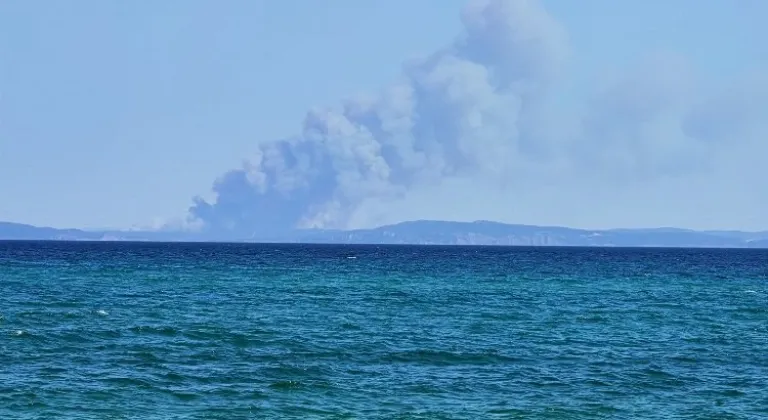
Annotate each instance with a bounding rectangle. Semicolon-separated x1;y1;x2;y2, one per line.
1;242;767;419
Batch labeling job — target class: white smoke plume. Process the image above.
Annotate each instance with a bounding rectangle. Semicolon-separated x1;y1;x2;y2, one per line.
189;0;768;234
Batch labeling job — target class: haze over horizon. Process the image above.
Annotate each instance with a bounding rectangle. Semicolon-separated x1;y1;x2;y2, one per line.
2;0;767;233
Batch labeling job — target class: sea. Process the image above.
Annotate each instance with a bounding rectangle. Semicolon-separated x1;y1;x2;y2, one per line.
1;241;766;419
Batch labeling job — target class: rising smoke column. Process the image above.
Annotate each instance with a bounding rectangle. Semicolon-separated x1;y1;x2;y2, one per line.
188;0;568;235
188;0;768;234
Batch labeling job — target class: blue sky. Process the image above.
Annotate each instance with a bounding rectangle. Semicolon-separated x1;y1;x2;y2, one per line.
1;0;767;231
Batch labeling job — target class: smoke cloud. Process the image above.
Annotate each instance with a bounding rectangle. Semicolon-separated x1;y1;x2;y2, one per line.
189;0;768;235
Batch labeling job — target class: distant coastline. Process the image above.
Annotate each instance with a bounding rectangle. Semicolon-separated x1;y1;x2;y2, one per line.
2;220;767;248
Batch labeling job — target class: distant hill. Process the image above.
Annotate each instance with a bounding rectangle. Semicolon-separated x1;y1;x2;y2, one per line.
290;220;768;248
0;222;186;242
0;222;101;241
1;220;767;248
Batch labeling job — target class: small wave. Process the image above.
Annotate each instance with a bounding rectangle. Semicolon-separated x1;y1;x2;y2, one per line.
576;313;610;323
102;377;155;388
128;325;179;337
162;372;185;382
130;350;164;363
268;380;302;390
380;349;518;366
169;391;198;401
721;389;747;397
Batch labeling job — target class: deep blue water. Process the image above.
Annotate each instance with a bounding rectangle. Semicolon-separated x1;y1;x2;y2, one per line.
1;241;767;419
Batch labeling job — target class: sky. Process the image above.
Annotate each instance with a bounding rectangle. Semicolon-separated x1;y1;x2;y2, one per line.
1;0;767;232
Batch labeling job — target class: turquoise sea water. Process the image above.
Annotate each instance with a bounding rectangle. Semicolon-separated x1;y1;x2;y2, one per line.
1;242;767;419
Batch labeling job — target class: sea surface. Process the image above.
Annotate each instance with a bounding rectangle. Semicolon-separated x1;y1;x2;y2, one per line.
1;242;767;419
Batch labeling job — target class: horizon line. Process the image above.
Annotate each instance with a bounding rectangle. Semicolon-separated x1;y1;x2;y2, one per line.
2;218;767;235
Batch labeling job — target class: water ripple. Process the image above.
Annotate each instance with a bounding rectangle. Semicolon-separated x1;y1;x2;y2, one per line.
1;242;767;418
